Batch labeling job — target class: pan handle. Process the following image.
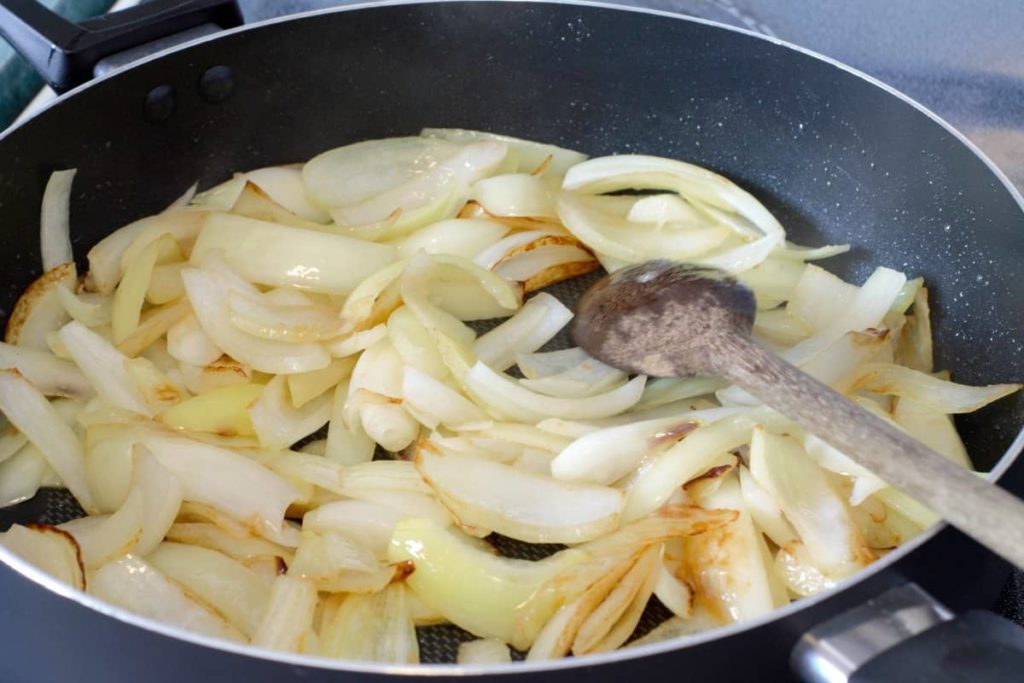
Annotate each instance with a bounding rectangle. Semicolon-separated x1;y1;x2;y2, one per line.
791;583;1024;682
0;0;243;94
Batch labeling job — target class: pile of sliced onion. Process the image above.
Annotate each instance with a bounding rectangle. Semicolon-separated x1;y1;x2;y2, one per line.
0;130;1016;668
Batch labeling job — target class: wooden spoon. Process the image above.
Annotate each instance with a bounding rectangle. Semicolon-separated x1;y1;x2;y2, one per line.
572;260;1024;569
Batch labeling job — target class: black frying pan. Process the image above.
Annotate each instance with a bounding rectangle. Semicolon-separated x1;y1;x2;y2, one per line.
1;1;1024;681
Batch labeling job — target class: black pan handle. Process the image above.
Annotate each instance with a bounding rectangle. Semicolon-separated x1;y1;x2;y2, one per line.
0;0;243;94
791;584;1024;682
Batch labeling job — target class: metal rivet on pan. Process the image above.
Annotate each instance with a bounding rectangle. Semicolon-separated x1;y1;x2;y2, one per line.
143;85;176;123
198;65;235;103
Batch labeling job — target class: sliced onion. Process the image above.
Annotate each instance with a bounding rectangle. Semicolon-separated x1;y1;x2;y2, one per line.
738;465;798;548
409;252;522;322
304;499;409;559
420;128;587;176
165;522;292;564
220;183;317;229
146;262;186;305
248;375;332;450
387;306;448;380
143;434;301;539
784;266;906;365
191;176;246;210
1;523;85;590
291;528;378;577
684;475;785;622
56;287;112;328
131;445;183;556
850;363;1020;414
115;298;190;358
750;427;869;578
112;233;176;344
786;263;858;332
563;155;786;272
5;262;75;350
338;260;406;334
465;361;645;423
572;544;660;655
303;137;464;209
178;356;254;395
0;369;95;512
457;638;512;664
0;341;92;398
320;584;419;663
556;193;731;263
325;381;375;465
40;169;76;272
895;286;933;373
159;383;263;437
190;213;396;295
735;256;807;309
517;348;626;399
57;321;152;415
287;356;356;409
353;392;420;453
653;561;692;619
626;194;703;226
65;445;181;566
623;410;767;521
349;336;404;398
416;440;624;543
148;542;269;637
551;410;733;485
470;173;557;218
774;542;837;597
243;166;331;223
891;395;970;467
472;293;573;372
395;218;509;261
119;210;204;275
166;314;223;367
251;575;318;652
494;243;598;292
473;229;561;270
228;291;343;343
181;257;331;374
329;141;507;227
402;366;491;431
0;444;51;507
326;324;387;359
90;555;244;642
388;516;584;648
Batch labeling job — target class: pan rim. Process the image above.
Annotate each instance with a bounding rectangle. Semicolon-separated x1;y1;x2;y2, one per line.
1;0;1022;675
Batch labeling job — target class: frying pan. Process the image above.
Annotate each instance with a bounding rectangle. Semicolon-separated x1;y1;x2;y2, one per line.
1;1;1024;681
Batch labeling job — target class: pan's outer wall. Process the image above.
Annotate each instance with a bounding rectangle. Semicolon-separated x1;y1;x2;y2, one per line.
0;3;1021;681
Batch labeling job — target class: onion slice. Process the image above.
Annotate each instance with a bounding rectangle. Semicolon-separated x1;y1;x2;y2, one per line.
472;293;573;372
91;555;244;642
465;362;645;423
40;169;76;272
181;257;331;374
0;341;92;399
416;439;624;543
57;321;152;415
1;523;85;590
5;262;75;350
0;369;95;512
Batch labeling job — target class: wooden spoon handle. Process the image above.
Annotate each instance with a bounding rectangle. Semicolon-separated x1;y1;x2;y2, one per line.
712;333;1024;569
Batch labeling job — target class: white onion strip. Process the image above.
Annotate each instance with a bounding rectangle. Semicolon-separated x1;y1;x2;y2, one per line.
40;169;76;272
